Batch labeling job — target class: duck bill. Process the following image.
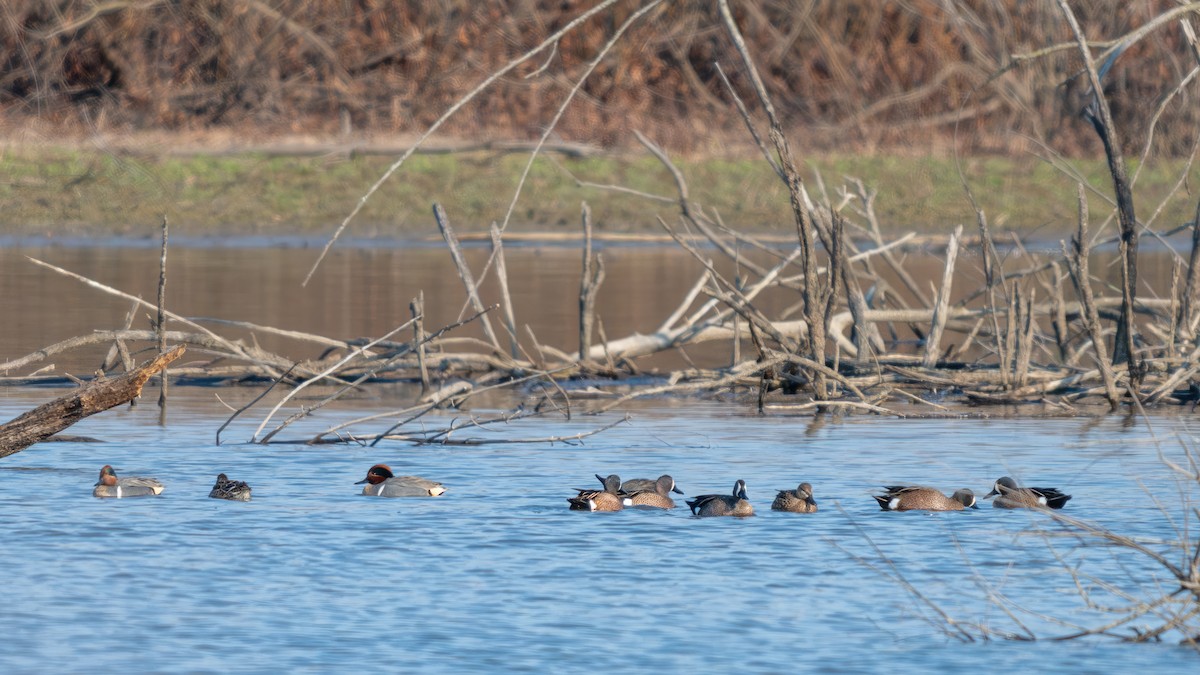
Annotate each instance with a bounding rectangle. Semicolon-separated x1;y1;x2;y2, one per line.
983;488;999;499
969;502;979;509
805;497;818;507
672;486;685;495
354;478;369;485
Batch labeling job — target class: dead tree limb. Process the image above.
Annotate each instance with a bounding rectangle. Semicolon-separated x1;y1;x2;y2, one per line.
718;0;829;397
1057;0;1140;374
26;256;286;378
433;203;502;355
923;224;963;367
0;345;185;458
1179;197;1200;341
411;293;431;395
489;224;520;359
1065;184;1121;410
579;202;604;361
156;216;169;414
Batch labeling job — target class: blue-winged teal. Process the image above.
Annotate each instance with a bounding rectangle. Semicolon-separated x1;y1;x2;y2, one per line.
985;476;1071;509
92;465;164;498
873;485;977;511
569;474;624;511
208;473;252;501
620;474;678;509
356;464;446;497
771;482;817;513
618;474;684;496
687;479;754;517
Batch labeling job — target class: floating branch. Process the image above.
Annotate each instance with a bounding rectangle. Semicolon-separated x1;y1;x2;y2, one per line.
0;346;185;458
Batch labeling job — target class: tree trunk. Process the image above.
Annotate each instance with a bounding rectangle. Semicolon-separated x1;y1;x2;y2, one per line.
0;345;185;459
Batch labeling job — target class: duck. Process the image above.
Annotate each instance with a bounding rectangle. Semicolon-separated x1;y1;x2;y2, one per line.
873;485;977;511
985;476;1071;509
686;479;754;517
92;465;164;498
620;474;678;509
568;474;624;511
356;464;446;497
208;473;252;501
771;482;818;513
617;474;684;496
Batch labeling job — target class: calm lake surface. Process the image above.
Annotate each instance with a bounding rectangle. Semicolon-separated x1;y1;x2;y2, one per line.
2;242;1199;671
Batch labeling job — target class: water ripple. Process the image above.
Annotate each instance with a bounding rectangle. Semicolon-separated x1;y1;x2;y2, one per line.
2;401;1198;670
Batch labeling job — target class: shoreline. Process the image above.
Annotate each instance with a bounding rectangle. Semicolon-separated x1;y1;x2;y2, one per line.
1;228;1180;256
3;136;1198;242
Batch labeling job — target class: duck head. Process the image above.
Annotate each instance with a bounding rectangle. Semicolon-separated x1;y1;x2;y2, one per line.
953;488;979;509
95;465;118;487
984;476;1019;499
356;464;395;485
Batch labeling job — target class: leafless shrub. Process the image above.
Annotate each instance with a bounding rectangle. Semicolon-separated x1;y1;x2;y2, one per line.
4;1;1199;155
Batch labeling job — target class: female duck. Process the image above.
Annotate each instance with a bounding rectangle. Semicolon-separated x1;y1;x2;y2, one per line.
92;465;164;498
687;480;754;517
771;482;818;513
873;485;977;511
620;474;678;509
209;473;252;501
356;464;446;497
618;474;684;496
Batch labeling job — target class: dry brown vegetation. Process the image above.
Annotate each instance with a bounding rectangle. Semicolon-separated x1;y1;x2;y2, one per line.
3;0;1199;156
4;0;1200;425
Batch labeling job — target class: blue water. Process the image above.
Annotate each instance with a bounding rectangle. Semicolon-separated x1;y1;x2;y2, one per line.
2;390;1199;671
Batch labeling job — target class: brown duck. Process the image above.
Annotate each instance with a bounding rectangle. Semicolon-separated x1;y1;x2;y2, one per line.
873;485;978;512
771;482;818;513
568;474;624;511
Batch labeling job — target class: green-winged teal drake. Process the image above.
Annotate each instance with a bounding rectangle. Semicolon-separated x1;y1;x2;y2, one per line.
569;474;624;511
618;474;684;496
92;465;164;498
771;482;818;513
357;464;446;497
687;479;754;517
873;485;977;511
985;476;1071;509
209;473;252;501
619;474;678;509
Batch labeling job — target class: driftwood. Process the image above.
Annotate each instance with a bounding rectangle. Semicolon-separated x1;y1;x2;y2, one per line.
0;345;184;458
922;224;962;368
5;4;1200;452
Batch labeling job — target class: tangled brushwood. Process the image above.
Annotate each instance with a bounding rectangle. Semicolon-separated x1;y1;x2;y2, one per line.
3;3;1200;439
2;1;1199;156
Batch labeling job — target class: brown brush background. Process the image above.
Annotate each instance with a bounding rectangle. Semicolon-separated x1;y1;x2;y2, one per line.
2;1;1195;155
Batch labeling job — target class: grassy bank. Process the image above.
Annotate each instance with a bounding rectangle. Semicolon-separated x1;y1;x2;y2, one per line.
2;143;1197;241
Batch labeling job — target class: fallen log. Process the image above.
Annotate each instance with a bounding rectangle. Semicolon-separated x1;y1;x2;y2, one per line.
0;345;185;459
